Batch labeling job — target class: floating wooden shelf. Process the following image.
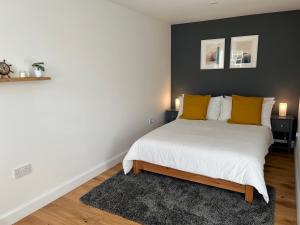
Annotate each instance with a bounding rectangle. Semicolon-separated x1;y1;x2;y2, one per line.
0;77;51;83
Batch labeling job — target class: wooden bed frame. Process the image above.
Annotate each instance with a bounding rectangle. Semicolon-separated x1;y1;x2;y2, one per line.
133;160;254;203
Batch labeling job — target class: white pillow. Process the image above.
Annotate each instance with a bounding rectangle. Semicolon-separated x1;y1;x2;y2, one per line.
218;96;275;128
207;96;222;120
264;97;275;101
177;95;222;120
218;96;232;121
261;100;275;128
177;94;184;119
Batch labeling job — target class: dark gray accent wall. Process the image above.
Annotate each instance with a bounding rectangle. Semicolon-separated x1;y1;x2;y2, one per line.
171;10;300;117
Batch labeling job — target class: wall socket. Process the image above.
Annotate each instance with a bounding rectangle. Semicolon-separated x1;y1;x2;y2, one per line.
13;163;32;179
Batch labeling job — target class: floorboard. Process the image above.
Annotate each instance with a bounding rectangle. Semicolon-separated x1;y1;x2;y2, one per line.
16;149;297;225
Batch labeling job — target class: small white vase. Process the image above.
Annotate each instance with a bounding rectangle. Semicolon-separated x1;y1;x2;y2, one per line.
33;69;43;77
19;71;27;78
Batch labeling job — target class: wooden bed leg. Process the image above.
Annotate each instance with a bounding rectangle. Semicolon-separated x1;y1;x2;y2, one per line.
245;185;254;203
133;160;141;175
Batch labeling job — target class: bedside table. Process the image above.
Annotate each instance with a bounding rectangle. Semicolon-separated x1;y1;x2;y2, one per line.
271;115;295;150
165;109;178;123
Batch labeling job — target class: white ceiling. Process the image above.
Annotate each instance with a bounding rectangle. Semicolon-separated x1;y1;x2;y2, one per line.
109;0;300;24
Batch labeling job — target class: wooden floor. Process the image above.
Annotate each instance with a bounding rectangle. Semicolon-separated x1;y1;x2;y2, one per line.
16;150;297;225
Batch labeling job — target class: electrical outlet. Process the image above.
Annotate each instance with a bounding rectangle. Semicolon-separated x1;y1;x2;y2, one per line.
13;163;32;179
148;118;156;125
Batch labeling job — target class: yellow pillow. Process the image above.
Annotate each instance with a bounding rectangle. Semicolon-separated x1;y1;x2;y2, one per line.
180;95;211;120
228;95;263;125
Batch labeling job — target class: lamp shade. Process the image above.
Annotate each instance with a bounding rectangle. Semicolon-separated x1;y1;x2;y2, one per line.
175;98;180;111
279;102;287;117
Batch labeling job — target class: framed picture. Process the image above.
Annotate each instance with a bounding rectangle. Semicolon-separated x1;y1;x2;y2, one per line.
200;38;225;70
230;35;259;68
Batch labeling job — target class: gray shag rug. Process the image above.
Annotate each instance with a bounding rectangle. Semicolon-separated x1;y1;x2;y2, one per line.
80;171;275;225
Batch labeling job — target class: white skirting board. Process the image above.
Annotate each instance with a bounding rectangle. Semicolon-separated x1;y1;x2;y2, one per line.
0;151;127;225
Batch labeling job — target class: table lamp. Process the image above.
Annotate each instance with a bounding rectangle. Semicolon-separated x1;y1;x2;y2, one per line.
175;98;180;111
279;102;287;117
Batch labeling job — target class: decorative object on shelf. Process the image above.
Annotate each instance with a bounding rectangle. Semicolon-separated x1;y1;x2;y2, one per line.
230;35;259;68
175;98;180;111
32;62;45;77
200;38;225;70
19;71;27;78
0;59;13;78
279;102;287;117
19;71;30;78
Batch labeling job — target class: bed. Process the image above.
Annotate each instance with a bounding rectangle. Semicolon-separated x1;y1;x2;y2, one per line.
123;119;273;203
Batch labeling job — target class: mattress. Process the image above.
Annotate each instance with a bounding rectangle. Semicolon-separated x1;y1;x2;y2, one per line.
123;119;273;202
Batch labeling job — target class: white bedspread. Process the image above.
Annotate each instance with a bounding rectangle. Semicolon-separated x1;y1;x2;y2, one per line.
123;119;273;202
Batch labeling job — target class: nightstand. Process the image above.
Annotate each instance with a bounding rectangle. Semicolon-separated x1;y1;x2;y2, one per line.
165;109;178;123
271;115;295;150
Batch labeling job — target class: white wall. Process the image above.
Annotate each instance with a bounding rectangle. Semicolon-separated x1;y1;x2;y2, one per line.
0;0;170;223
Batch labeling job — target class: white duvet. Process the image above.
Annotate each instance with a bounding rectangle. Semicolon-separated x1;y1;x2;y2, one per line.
123;119;273;202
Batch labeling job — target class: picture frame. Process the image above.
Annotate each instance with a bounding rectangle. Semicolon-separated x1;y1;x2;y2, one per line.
200;38;225;70
230;35;259;68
